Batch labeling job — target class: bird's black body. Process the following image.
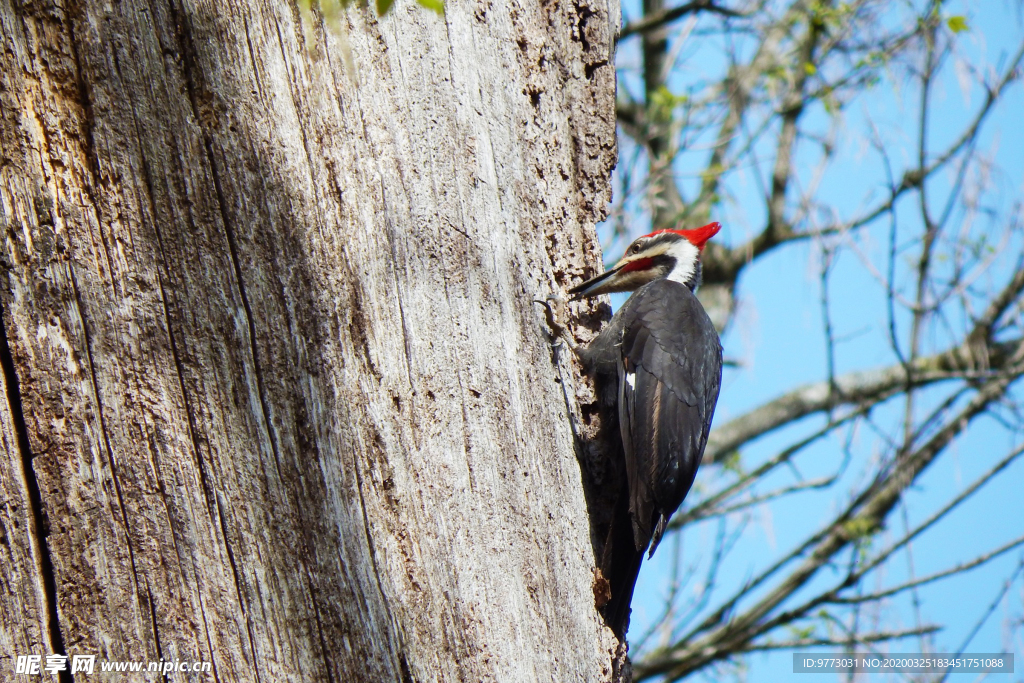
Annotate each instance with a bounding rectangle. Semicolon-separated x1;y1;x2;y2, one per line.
579;280;722;635
566;222;724;638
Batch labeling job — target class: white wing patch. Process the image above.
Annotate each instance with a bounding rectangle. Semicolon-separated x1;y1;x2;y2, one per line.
626;371;636;390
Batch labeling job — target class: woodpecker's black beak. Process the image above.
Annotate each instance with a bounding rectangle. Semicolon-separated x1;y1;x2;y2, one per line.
567;265;624;299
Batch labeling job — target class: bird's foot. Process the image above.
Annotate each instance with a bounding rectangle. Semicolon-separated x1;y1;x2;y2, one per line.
534;295;577;350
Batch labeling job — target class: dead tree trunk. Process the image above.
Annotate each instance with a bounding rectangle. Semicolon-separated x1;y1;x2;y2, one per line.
0;0;620;679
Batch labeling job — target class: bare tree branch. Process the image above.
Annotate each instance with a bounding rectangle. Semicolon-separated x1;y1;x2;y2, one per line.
830;534;1024;605
700;37;1024;288
741;625;942;652
706;337;1023;463
621;0;749;39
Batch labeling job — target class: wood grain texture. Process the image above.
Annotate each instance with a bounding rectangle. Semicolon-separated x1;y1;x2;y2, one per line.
0;0;621;679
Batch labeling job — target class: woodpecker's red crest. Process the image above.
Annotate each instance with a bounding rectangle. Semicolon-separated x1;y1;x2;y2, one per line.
569;221;721;299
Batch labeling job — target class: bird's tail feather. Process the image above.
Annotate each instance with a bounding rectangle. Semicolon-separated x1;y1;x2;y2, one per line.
603;494;646;639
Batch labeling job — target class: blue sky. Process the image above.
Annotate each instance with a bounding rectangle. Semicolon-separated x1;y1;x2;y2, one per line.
603;2;1024;680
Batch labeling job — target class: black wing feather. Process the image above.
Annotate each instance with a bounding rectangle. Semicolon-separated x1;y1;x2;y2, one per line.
616;279;723;554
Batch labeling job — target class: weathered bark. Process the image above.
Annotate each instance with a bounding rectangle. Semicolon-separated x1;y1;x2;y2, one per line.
0;0;621;679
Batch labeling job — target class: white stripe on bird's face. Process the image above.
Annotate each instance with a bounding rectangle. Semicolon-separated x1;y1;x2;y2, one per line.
663;237;700;286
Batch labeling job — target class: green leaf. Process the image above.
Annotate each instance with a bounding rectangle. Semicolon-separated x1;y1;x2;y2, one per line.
787;624;816;640
842;516;879;540
721;450;744;476
804;62;818;76
649;85;686;124
376;0;395;14
700;164;725;182
416;0;445;14
947;15;969;33
821;86;836;115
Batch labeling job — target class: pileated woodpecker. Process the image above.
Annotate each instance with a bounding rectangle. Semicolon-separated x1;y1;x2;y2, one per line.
565;221;723;637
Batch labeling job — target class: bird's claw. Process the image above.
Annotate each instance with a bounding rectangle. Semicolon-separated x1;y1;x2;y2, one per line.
534;295;575;350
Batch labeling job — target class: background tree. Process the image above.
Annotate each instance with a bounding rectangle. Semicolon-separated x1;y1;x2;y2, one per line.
596;0;1024;679
0;0;626;679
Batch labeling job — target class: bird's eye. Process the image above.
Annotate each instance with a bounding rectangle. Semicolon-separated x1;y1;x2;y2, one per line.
630;243;641;254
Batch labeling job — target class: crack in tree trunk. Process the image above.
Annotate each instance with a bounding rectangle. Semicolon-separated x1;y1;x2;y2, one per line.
0;298;71;683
